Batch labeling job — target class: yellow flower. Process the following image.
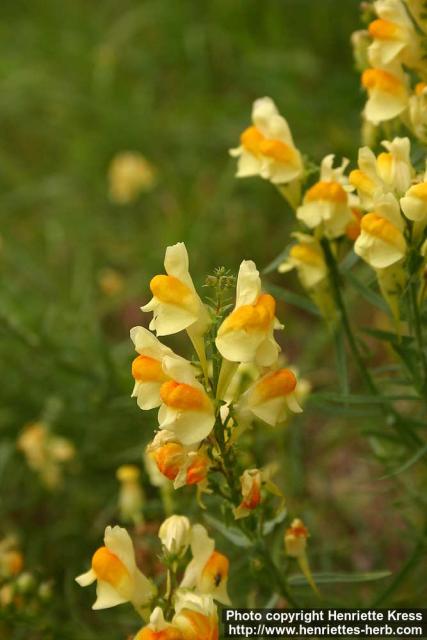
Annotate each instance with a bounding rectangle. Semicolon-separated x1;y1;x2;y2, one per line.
279;233;328;289
401;179;427;223
285;518;318;594
368;0;420;67
349;146;386;209
130;326;184;410
135;607;183;640
142;243;210;338
147;431;210;489
75;525;155;610
180;525;231;605
172;592;218;640
158;357;215;445
216;260;282;366
355;194;406;268
376;137;413;195
245;368;302;426
409;82;427;142
296;155;352;238
230;97;303;185
234;469;262;520
108;151;156;204
116;465;144;524
361;66;408;124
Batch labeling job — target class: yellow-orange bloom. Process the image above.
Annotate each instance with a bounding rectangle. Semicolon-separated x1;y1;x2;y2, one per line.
216;260;282;366
234;469;262;520
355;194;406;268
245;368;302;426
361;67;408;125
75;526;155;610
173;593;218;640
230;97;303;185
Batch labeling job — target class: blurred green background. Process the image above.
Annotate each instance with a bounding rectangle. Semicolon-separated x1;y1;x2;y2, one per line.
3;1;425;638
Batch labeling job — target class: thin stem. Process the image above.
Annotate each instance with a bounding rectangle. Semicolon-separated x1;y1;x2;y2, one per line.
409;278;427;394
321;238;377;394
321;238;422;448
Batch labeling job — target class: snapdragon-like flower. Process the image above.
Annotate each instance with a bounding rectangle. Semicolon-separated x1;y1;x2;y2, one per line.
230;97;303;185
180;525;231;605
148;431;209;489
278;233;328;290
401;175;427;223
285;518;318;594
376;137;413;195
361;65;408;124
349;147;386;209
172;592;219;640
75;526;155;611
296;155;352;238
108;151;157;204
135;607;183;640
142;243;210;338
157;356;215;446
409;82;427;142
216;260;282;366
234;469;262;520
368;0;420;67
116;465;144;524
159;515;191;557
130;326;178;410
244;368;302;426
355;193;406;268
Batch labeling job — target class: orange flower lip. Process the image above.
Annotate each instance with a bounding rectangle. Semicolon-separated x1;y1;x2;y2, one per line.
240;125;264;155
240;125;297;165
255;369;297;402
219;293;276;334
290;243;324;267
349;169;376;195
186;453;209;485
305;180;347;204
153;443;184;481
361;68;405;95
175;610;218;640
150;275;196;310
415;81;427;97
132;355;169;383
202;551;229;588
361;212;405;248
368;18;401;40
91;546;129;587
160;380;210;412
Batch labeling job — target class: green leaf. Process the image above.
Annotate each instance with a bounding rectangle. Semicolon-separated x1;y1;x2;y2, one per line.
339;249;359;273
362;327;414;347
262;508;287;536
381;443;427;479
345;271;389;314
288;570;392;587
203;515;251;548
334;325;349;395
263;245;292;274
266;283;320;316
311;392;420;405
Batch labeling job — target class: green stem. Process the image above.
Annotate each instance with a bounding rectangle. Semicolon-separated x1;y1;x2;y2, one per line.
321;238;422;448
321;238;377;394
409;278;427;394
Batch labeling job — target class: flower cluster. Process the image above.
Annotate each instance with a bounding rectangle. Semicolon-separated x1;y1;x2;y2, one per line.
231;97;427;330
17;421;75;490
76;517;229;639
130;242;305;503
352;0;427;141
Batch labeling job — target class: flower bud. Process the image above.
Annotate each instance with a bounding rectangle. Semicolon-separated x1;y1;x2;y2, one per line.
284;518;309;558
158;515;191;556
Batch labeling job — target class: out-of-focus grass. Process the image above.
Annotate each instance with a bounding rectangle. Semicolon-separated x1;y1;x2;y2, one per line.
1;1;425;638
